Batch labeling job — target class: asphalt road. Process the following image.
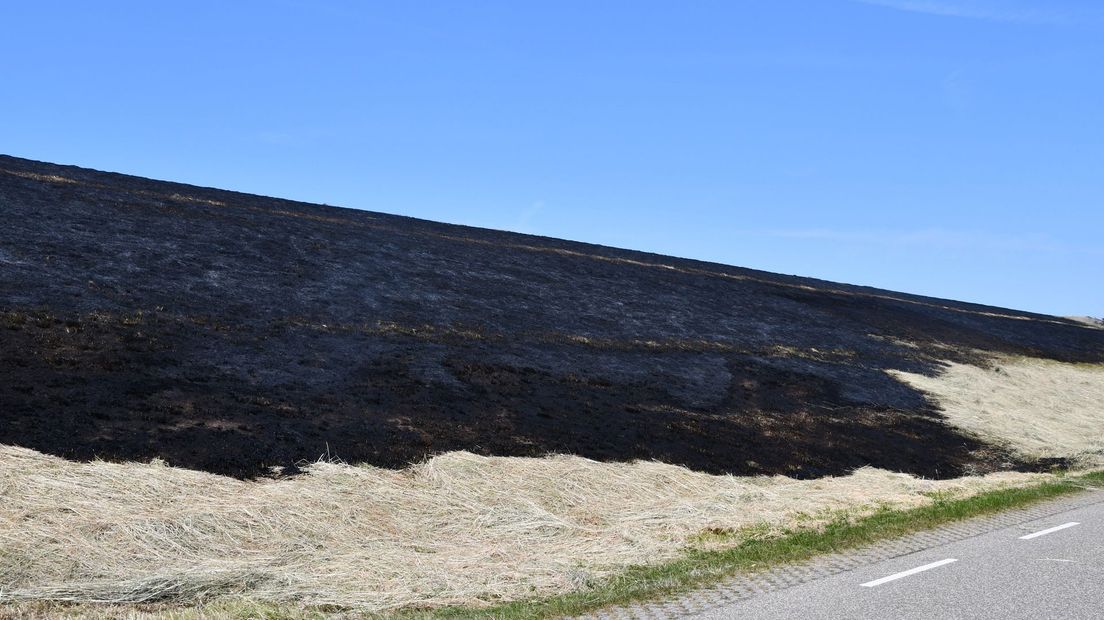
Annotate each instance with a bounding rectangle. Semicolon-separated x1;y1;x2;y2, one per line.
692;500;1104;619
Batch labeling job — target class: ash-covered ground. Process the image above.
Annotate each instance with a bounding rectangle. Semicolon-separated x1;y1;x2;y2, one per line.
2;155;1102;478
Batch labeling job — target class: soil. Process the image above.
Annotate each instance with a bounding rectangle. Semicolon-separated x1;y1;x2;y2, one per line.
2;155;1102;479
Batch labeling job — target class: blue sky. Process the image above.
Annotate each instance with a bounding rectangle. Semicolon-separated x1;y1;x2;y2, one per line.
2;1;1101;316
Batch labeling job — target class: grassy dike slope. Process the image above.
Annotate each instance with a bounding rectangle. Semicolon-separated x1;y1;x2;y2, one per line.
2;155;1104;615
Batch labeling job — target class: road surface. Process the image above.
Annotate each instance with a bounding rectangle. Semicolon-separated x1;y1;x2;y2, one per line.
692;498;1104;619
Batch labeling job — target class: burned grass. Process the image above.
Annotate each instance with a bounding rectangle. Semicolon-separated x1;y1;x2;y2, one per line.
2;154;1103;480
0;308;1026;479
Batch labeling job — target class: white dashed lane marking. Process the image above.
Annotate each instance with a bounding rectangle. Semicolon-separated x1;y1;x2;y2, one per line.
1019;522;1080;540
860;558;958;588
858;520;1084;591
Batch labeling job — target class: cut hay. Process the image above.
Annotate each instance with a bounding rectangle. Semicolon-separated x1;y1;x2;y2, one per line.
0;446;1045;612
889;356;1104;465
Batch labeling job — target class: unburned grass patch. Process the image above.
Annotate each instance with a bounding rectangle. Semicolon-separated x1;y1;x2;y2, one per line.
889;355;1104;465
7;471;1098;619
0;445;1055;614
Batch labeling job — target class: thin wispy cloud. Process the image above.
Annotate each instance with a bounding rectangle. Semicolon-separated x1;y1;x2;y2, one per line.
515;201;545;234
852;0;1071;24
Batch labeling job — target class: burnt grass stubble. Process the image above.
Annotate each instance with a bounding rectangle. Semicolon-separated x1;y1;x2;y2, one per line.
1;155;1102;480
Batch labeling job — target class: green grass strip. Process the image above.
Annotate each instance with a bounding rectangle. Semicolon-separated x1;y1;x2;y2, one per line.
400;470;1104;620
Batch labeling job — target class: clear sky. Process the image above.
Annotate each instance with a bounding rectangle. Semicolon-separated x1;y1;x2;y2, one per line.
2;1;1101;317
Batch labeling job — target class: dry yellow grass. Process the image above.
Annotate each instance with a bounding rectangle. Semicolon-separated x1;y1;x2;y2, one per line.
889;356;1104;465
0;600;307;620
0;446;1045;612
